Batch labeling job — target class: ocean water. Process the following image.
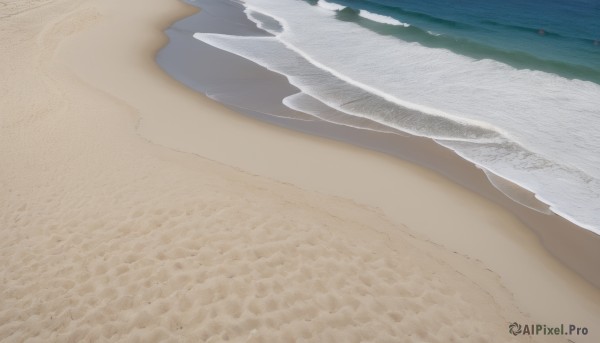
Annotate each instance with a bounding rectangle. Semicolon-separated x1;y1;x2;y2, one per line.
193;0;600;234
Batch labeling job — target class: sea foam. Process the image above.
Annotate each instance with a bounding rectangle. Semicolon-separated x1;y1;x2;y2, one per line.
201;0;600;234
358;10;410;27
317;0;345;12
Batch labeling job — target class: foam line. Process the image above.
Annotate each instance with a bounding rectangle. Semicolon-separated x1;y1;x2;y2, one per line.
317;0;345;12
358;10;410;27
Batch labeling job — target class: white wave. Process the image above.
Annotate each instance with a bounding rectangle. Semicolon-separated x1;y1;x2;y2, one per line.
480;168;552;215
193;32;501;142
438;138;600;235
317;0;345;12
283;92;402;134
358;10;410;27
200;0;600;233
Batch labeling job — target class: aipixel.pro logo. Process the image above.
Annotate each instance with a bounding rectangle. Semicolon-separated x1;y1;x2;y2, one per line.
508;322;588;337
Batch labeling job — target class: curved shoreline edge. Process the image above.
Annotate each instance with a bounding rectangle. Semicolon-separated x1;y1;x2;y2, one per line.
157;0;600;288
3;0;598;340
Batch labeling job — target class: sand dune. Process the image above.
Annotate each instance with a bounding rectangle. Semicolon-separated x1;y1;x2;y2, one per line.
0;0;589;342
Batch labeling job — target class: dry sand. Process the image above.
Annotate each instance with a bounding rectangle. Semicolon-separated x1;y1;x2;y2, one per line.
0;0;597;342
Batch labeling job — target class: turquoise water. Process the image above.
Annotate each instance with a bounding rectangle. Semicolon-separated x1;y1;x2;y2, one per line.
327;0;600;83
194;0;600;234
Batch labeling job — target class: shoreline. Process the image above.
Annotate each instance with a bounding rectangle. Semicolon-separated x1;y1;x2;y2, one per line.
156;0;600;287
1;0;598;341
149;0;600;334
197;0;600;238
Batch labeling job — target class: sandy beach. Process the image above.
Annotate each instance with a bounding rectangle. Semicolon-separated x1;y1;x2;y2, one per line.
1;0;598;342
